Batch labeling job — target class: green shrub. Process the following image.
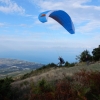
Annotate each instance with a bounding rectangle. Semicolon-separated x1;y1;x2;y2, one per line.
0;77;13;99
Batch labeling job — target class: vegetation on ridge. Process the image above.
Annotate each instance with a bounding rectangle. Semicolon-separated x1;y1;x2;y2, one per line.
0;45;100;100
1;69;100;100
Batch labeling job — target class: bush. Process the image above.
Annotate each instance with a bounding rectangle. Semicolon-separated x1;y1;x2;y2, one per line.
64;61;75;67
74;69;100;100
6;70;100;100
0;77;13;99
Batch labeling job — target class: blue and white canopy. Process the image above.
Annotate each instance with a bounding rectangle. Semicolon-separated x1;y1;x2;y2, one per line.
38;10;75;34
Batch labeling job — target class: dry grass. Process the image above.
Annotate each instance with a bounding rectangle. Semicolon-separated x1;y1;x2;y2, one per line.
12;62;100;87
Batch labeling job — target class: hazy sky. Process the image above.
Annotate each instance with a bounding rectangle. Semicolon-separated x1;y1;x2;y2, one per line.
0;0;100;64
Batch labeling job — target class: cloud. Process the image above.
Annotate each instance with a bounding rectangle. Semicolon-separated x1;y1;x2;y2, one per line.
0;33;98;52
93;34;100;40
0;0;25;14
0;23;6;27
77;20;100;33
0;0;100;53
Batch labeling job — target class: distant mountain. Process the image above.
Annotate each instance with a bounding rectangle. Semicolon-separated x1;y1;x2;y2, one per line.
0;58;44;78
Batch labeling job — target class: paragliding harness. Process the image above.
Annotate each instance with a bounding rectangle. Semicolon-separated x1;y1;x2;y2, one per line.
58;57;65;66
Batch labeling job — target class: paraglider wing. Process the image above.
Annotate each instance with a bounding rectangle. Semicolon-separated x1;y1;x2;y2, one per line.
38;10;75;34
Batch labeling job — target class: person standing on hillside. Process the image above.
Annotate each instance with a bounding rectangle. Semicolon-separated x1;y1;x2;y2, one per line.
58;56;65;66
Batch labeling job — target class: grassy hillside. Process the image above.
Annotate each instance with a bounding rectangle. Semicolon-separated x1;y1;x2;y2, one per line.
1;62;100;100
12;62;100;86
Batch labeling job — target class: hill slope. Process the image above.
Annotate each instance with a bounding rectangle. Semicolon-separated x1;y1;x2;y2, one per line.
12;62;100;86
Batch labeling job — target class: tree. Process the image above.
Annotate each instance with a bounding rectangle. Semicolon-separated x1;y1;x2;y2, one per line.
76;50;92;62
65;61;70;67
64;61;75;67
92;45;100;61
